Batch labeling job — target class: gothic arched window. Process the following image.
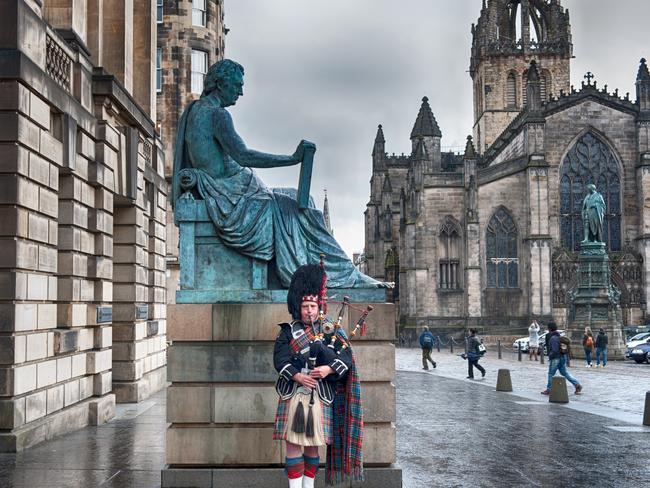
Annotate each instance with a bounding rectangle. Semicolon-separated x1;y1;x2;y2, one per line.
486;207;518;288
559;132;622;252
439;217;461;289
506;72;517;108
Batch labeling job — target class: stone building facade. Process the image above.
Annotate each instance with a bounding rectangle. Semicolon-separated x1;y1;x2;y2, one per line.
364;0;650;336
0;0;167;451
156;0;226;303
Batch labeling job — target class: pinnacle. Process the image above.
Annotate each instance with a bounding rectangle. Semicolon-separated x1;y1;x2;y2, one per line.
374;124;385;143
463;135;476;159
638;58;650;82
410;96;442;139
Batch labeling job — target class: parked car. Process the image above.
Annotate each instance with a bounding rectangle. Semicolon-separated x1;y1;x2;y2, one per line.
513;330;565;355
625;333;650;358
626;332;650;349
628;340;650;364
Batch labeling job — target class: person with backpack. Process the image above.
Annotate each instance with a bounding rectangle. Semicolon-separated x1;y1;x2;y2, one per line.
582;326;595;367
419;326;437;370
541;322;582;396
465;328;486;379
595;328;608;367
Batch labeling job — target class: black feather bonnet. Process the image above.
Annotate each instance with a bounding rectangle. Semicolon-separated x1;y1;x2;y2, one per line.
287;264;325;320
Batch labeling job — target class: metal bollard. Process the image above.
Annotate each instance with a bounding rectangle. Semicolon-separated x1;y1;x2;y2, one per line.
518;344;522;361
567;354;571;367
450;341;454;354
540;351;545;364
498;340;502;359
436;336;441;353
643;391;650;426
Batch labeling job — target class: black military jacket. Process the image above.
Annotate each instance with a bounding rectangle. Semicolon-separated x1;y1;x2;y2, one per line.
273;320;352;384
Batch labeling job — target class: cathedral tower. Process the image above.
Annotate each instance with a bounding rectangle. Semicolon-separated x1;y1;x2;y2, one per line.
470;0;572;153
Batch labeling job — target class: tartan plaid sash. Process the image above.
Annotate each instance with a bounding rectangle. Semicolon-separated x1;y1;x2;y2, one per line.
326;330;364;485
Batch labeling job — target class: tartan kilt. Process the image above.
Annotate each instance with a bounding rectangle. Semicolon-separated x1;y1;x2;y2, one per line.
273;395;333;444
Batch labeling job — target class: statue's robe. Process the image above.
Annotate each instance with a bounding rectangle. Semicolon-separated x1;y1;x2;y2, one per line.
172;100;383;289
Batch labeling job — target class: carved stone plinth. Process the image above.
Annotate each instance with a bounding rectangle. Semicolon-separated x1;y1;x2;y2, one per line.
567;242;626;359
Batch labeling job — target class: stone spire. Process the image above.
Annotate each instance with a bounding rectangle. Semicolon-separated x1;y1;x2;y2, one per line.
410;97;442;139
463;135;477;159
637;58;650;113
323;189;333;235
372;124;386;169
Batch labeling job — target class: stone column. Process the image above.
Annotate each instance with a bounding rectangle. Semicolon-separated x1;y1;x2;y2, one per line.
101;0;133;93
132;0;156;120
527;166;552;316
111;138;167;402
637;149;650;313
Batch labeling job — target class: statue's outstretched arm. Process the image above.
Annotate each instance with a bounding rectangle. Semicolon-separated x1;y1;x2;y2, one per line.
214;108;304;168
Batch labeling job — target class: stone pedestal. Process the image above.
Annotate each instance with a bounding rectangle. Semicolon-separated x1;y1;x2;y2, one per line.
567;242;626;359
162;301;402;488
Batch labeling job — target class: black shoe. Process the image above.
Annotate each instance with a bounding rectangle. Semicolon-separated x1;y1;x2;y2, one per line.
481;371;486;378
422;367;429;370
432;362;437;369
466;376;474;379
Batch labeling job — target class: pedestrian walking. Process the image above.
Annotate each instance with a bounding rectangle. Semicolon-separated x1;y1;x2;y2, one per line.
541;322;582;396
582;326;595;367
528;319;541;361
465;328;486;379
595;328;608;368
418;326;437;370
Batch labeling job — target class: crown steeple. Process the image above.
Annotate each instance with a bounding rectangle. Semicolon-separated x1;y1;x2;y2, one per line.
410;97;442;139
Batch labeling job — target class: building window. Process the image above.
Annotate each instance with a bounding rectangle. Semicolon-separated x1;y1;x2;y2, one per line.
156;48;162;92
157;0;163;23
560;132;621;252
191;49;208;94
486;207;518;288
506;72;517;108
192;0;207;27
439;216;461;290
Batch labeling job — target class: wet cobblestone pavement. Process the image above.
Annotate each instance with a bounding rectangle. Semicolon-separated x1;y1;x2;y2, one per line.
396;347;650;487
1;350;649;487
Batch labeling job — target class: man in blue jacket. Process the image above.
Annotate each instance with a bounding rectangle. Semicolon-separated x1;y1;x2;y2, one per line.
541;322;582;395
419;326;437;370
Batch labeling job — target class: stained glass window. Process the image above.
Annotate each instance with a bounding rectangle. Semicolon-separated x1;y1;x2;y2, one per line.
559;132;621;251
486;207;518;288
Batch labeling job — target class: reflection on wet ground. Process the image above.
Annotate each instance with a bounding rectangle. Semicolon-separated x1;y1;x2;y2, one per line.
1;351;649;487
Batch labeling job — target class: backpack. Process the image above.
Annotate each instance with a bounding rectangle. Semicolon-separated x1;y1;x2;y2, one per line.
559;336;571;355
422;334;434;347
585;336;594;348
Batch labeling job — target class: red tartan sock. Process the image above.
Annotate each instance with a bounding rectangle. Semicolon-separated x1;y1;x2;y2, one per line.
285;456;304;479
303;455;319;478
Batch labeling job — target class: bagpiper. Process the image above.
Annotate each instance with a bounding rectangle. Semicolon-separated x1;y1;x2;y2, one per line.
273;263;364;487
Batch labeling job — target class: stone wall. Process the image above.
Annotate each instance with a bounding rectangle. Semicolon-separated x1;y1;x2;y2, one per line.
0;0;165;451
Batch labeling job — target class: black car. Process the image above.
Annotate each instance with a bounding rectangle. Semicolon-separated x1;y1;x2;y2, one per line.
629;341;650;364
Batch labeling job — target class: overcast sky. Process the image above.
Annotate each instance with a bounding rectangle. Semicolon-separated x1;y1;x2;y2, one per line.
224;0;650;258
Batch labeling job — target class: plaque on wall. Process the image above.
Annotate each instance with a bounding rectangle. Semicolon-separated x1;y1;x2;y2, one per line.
136;305;149;321
96;306;113;324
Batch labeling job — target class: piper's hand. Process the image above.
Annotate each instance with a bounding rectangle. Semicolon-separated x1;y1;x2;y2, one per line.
293;372;317;389
310;365;334;379
292;140;316;163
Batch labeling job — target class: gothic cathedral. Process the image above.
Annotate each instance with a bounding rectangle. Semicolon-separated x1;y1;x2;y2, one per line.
363;0;650;335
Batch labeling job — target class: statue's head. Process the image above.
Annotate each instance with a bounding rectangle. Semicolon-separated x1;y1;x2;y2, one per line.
587;183;596;193
201;59;245;107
